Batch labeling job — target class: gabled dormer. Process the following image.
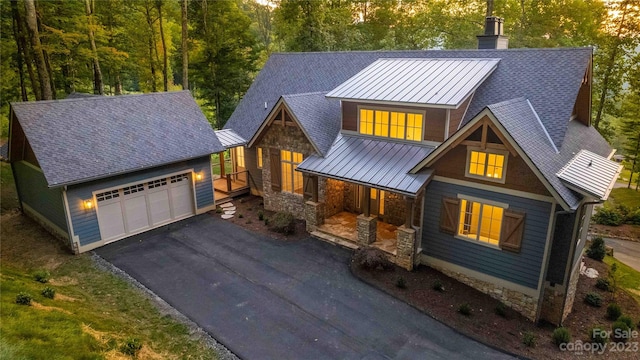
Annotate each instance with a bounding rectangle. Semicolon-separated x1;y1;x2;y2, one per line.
326;58;500;145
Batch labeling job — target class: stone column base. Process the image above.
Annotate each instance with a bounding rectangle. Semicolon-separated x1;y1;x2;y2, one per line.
396;226;416;271
356;214;377;246
305;201;325;232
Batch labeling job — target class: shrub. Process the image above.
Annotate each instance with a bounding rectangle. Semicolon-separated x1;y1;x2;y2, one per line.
615;204;631;219
120;338;143;356
585;292;603;307
606;303;622;321
586;237;606;261
552;327;571;347
215;208;223;214
522;332;536;347
612;321;631;342
258;211;264;221
431;279;444;292
590;326;608;345
33;270;50;283
268;212;295;234
395;277;407;289
457;303;472;316
596;278;612;292
238;214;244;219
626;209;640;225
617;315;635;330
15;292;32;305
495;302;507;317
352;247;392;271
592;207;623;226
41;287;56;299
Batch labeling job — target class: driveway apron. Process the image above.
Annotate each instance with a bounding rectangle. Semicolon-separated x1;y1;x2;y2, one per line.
96;215;513;360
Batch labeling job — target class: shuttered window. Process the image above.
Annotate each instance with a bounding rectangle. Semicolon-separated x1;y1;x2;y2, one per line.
439;195;524;252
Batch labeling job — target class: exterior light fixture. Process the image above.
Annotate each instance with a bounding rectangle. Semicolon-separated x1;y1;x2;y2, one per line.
84;200;93;210
195;173;203;181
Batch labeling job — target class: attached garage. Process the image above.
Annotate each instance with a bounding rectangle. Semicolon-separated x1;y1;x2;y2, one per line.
8;91;225;253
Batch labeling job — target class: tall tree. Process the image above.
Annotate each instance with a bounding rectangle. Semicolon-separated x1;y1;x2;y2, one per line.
85;0;104;94
156;0;168;91
10;0;28;100
181;0;188;90
593;0;639;130
23;0;52;99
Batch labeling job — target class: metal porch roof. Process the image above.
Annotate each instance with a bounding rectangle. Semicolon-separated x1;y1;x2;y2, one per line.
326;58;500;107
215;129;246;149
557;150;622;200
297;135;434;196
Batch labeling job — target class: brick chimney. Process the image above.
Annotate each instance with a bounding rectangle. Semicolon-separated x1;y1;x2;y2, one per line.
477;16;509;49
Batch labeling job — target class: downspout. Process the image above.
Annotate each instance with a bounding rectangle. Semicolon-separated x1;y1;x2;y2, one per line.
558;199;603;325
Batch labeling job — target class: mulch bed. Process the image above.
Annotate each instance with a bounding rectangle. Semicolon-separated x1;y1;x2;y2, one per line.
218;195;639;359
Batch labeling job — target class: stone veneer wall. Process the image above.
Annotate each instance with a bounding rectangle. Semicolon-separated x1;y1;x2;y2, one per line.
540;258;583;325
427;260;538;321
257;121;317;220
323;179;345;218
562;258;581;320
383;192;405;226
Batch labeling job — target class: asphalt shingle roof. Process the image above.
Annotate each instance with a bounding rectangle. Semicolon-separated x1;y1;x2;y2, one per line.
297;135;435;196
487;98;613;209
282;92;341;156
11;91;224;187
225;48;592;149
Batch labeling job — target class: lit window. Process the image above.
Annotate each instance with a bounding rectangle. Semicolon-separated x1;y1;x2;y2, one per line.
281;150;303;194
359;108;423;142
236;146;245;168
467;150;506;181
257;147;263;169
458;199;503;246
359;109;374;135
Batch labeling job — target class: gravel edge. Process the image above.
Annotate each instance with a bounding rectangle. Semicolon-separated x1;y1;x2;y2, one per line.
91;253;239;360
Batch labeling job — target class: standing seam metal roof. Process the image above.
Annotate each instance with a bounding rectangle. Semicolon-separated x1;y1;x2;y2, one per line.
326;58;500;106
557;150;622;200
11;91;224;187
215;129;246;149
296;134;435;195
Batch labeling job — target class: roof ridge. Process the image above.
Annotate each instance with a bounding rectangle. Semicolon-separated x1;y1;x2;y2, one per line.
282;91;329;98
269;47;593;56
10;90;190;107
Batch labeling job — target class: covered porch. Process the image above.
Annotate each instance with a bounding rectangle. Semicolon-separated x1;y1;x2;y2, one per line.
213;129;250;202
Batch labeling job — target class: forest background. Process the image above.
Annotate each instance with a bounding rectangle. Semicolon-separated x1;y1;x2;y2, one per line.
1;0;639;183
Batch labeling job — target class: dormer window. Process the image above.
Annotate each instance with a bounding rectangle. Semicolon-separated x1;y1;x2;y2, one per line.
465;148;507;183
359;107;424;142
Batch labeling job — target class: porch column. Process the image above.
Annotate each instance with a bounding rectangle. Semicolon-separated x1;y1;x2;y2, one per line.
362;186;371;217
219;151;226;177
311;175;319;202
397;196;416;271
305;200;325;232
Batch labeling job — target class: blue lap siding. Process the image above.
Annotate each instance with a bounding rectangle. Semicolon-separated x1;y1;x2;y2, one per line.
422;180;553;289
66;156;213;247
13;161;68;235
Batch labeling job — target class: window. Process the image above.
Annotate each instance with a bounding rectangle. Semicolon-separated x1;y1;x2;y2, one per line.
458;199;504;246
466;149;506;182
281;150;303;194
257;147;263;169
359;108;423;142
236;146;245;168
439;196;525;252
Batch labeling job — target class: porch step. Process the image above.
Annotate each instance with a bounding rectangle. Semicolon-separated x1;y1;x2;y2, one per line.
310;231;359;251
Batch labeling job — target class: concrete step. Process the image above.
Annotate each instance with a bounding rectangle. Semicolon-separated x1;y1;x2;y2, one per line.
310;230;359;251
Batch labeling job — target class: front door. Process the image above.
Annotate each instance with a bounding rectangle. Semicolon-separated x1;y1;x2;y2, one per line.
353;185;385;218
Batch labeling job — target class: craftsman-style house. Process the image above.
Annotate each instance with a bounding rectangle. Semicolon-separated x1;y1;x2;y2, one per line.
223;17;621;325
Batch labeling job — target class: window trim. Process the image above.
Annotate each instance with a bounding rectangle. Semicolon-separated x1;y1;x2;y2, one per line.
356;104;426;142
454;194;509;250
464;147;509;184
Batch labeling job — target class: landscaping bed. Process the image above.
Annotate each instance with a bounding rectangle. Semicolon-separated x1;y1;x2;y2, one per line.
351;254;640;359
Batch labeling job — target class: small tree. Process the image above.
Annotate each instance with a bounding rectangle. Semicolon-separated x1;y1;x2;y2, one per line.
587;237;606;261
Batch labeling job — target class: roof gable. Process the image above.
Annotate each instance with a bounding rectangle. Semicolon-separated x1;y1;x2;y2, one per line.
326;58;500;107
11;91;224;187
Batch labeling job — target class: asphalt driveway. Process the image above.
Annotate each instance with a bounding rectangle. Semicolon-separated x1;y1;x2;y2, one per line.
96;215;513;360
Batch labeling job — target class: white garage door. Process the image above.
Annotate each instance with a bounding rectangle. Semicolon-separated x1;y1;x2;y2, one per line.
96;173;195;242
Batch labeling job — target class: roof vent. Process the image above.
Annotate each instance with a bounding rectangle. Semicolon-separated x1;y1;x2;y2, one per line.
477;16;509;50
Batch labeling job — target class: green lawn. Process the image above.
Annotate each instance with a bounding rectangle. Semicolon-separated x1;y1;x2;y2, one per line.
618;168;639;186
0;163;218;359
604;255;640;304
608;187;640;209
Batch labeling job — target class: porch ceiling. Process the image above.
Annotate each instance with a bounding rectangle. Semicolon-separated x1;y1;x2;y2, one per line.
297;134;434;196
